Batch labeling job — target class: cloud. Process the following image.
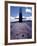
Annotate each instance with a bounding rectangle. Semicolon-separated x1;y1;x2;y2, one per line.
10;12;19;22
27;16;32;20
10;16;19;22
26;9;32;13
10;16;15;19
15;15;19;18
22;16;25;18
22;16;32;21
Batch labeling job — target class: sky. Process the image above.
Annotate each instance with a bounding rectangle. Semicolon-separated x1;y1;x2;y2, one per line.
10;6;32;17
